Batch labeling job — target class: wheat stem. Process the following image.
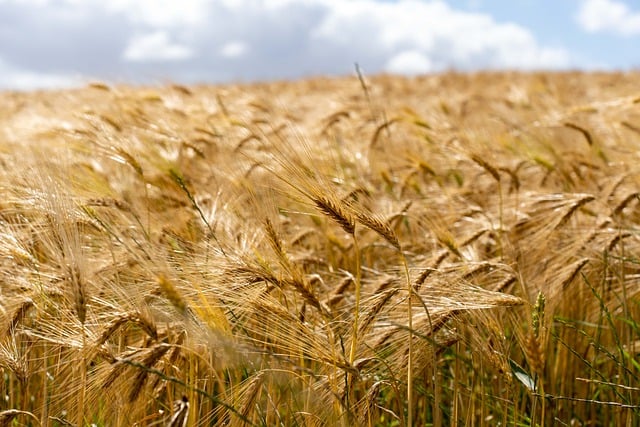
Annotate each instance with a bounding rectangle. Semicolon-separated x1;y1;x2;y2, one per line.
347;231;361;423
401;252;414;427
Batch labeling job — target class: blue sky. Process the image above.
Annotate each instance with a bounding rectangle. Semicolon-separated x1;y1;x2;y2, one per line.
448;0;640;69
0;0;638;90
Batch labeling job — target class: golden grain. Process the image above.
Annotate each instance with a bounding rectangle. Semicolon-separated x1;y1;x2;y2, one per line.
1;72;639;425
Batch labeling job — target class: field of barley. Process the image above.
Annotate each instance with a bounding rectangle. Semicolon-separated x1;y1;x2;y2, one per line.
0;71;639;426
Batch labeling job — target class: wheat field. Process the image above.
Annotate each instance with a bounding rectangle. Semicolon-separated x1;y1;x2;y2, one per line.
0;71;639;426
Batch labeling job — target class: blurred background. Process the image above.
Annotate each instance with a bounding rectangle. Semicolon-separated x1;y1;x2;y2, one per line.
0;0;638;90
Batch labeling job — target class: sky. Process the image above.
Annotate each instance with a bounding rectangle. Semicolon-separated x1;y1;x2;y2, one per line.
0;0;639;90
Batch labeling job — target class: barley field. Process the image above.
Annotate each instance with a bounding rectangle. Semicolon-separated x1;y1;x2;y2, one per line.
0;71;639;426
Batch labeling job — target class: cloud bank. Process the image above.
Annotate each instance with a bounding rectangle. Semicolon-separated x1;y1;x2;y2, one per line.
0;0;572;89
576;0;640;36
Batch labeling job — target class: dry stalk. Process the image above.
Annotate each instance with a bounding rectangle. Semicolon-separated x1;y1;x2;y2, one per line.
371;118;400;148
414;250;449;291
561;258;590;290
88;81;111;91
326;274;354;307
238;372;265;424
0;340;29;384
313;196;356;235
524;332;545;378
5;298;34;336
362;381;382;427
606;232;631;252
66;264;86;326
555;195;595;230
264;217;288;266
564;122;594;146
470;154;501;182
354;211;401;250
95;312;158;347
612;192;639;217
358;289;399;338
493;275;517;292
287;277;328;317
128;343;172;402
0;409;39;427
157;274;189;315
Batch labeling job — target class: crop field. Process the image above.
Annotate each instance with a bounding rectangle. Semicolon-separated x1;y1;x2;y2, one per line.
0;71;639;426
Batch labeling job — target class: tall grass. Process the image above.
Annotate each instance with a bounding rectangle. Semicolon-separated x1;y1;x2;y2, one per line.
0;71;639;425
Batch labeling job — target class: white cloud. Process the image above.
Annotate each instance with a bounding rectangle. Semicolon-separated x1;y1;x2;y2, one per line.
0;0;574;89
104;0;210;28
220;41;249;59
576;0;640;36
311;0;570;71
123;31;193;62
0;57;82;90
386;50;432;74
